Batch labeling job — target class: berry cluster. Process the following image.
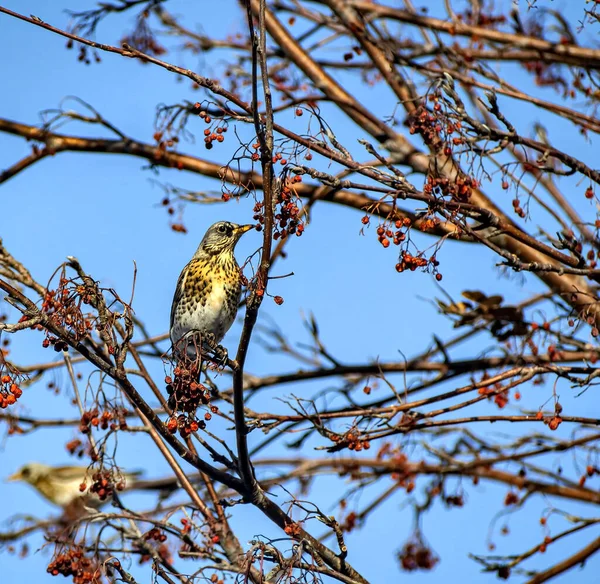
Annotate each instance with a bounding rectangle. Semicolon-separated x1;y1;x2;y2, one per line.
390;453;416;493
47;548;100;584
252;201;265;230
191;104;227;150
341;511;358;532
478;385;510;409
408;104;444;151
395;251;430;273
511;196;527;219
180;517;192;535
165;367;210;413
0;372;23;409
371;217;412;248
65;41;101;66
275;176;305;240
364;216;443;279
423;173;478;203
398;536;439;572
166;411;217;439
159;195;189;233
41;336;70;352
143;527;168;543
137;534;173;566
41;279;93;339
79;407;128;433
251;174;306;241
152;131;180;155
65;438;87;458
165;367;219;436
119;14;166;57
329;429;371;451
83;469;126;502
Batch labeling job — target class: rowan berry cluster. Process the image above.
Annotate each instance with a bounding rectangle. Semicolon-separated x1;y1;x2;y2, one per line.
65;438;87;458
166;413;206;438
251;175;306;239
329;429;370;451
120;15;166;57
143;527;167;543
478;385;510;409
40;277;95;343
252;201;265;229
152;130;180;161
408;104;445;151
341;511;358;532
82;469;126;502
191;104;227;150
283;521;302;538
165;369;219;436
165;366;210;412
423;173;478;202
398;535;439;572
395;251;430;273
511;196;527;219
369;217;412;248
274;176;305;240
65;40;102;66
79;407;128;433
137;537;173;566
0;371;23;409
364;216;443;278
47;548;100;584
389;453;416;492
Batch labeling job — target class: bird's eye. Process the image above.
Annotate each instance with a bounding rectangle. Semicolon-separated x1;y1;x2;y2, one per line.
21;466;31;477
217;225;226;233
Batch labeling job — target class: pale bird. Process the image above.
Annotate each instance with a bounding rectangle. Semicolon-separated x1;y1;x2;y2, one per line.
7;462;141;509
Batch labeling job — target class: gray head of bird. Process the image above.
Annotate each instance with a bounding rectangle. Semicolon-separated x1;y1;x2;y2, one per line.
7;462;52;486
7;462;78;507
197;221;254;256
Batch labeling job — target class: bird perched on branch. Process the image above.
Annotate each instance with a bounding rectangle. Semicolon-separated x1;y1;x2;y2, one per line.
7;462;141;512
170;221;253;363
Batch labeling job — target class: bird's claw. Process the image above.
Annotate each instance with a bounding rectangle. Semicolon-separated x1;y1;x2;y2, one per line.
211;344;229;367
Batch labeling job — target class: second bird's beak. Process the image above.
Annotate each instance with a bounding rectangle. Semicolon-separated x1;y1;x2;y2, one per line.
6;471;22;482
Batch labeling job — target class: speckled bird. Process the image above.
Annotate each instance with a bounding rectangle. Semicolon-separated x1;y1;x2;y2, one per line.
170;221;253;359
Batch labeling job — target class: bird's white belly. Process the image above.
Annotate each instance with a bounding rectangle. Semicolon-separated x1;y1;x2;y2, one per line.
172;282;235;347
53;477;87;507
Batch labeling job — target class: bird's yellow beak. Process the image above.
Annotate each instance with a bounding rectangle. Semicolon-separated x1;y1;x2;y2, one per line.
6;470;23;482
236;224;254;235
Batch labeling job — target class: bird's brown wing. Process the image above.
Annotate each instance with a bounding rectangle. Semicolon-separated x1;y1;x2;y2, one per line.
170;261;191;329
53;465;89;482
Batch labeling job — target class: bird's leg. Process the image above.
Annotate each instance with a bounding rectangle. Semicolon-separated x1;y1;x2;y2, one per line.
201;332;229;368
211;344;229;367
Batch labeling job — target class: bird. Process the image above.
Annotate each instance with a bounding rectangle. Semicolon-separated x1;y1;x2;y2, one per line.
170;221;253;363
7;462;142;511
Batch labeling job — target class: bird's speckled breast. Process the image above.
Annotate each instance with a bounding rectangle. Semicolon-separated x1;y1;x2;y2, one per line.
170;253;242;348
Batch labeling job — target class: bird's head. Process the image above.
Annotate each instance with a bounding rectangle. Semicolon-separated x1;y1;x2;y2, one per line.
7;462;50;487
198;221;254;255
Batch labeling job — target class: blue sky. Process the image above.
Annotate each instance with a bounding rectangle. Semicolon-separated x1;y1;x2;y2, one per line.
0;0;599;582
